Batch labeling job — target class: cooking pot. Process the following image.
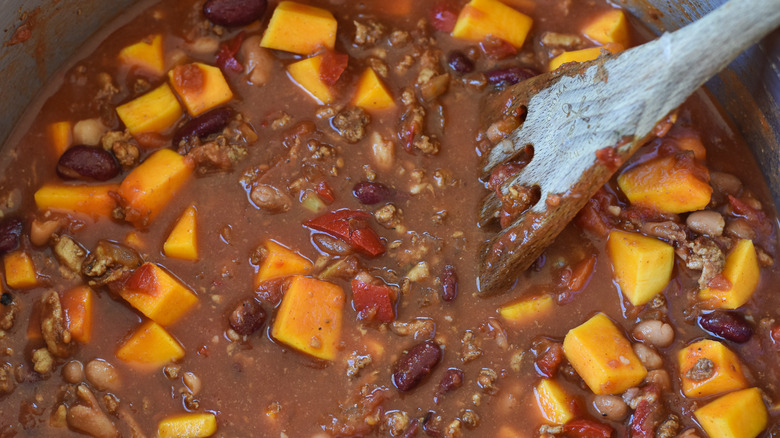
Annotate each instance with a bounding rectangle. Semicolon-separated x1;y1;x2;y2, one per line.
1;0;779;206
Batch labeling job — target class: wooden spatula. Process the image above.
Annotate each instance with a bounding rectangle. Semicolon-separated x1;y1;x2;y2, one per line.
478;0;780;295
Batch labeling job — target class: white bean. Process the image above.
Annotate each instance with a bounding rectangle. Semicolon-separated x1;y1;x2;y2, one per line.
686;210;725;236
72;119;106;146
633;320;675;347
593;394;628;422
85;359;121;392
633;343;663;370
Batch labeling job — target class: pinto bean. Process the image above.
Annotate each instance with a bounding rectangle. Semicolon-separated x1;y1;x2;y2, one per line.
699;311;753;343
57;145;120;181
203;0;267;27
250;184;292;213
392;340;442;392
85;359;121;392
633;343;663;370
724;218;756;240
632;320;675;348
686;210;725;236
644;369;671;392
62;360;84;384
593;394;628;422
709;171;742;196
241;36;275;86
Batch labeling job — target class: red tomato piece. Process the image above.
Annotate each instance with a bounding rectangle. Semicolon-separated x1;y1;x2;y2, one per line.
216;32;245;73
563;419;614;438
429;1;459;32
305;209;386;257
316;181;335;204
480;37;517;60
124;263;157;293
319;49;349;85
351;279;395;323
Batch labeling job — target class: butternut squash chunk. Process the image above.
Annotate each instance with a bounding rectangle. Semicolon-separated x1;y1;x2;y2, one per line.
255;241;313;287
3;251;38;290
451;0;534;49
163;205;199;261
549;45;623;71
534;379;578;425
168;63;233;116
607;230;673;306
499;294;554;325
617;152;712;214
678;339;748;398
116;84;183;138
62;286;94;344
582;10;630;47
700;239;759;309
260;1;338;55
119;263;198;326
271;276;344;361
353;68;395;110
119;34;165;76
47;121;72;157
117;148;193;228
34;183;120;219
116;320;185;367
287;55;333;104
158;413;217;438
694;387;768;438
562;313;647;394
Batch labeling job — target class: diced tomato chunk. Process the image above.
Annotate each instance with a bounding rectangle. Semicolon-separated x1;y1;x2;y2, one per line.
351;279;395;323
319;48;349;85
429;1;459;32
216;32;245;73
563;419;614;438
316;181;336;204
305;209;386;257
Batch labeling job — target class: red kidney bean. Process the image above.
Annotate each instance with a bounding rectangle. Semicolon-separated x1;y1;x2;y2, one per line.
436;368;464;397
447;51;474;74
392;340;442;392
0;217;23;255
56;145;120;181
352;181;394;205
485;67;538;86
422;411;442;437
173;107;234;147
229;298;267;336
203;0;267;27
441;265;458;302
698;311;753;343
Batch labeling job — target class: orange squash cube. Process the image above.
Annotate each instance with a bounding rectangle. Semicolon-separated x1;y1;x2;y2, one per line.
34;183;120;219
119;34;165;76
582;10;630;47
169;63;234;116
499;294;554;325
116;84;183;138
3;251;38;290
287;55;333;104
62;286;94;344
260;1;338;55
271;276;345;361
117;148;193;228
255;241;313;287
120;263;198;326
499;0;536;13
607;230;674;306
353;68;395;110
47;121;72;157
695;388;768;438
116;320;185;367
678;339;748;398
700;239;760;309
125;231;145;250
563;313;647;394
163;205;199;261
452;0;533;49
534;379;579;425
617;152;712;214
667;128;707;160
549;45;623;71
158;413;217;438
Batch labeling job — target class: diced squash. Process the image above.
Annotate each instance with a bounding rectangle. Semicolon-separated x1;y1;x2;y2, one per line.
163;205;199;261
353;68;395;110
260;1;338;55
255;241;313;287
563;313;647;394
678;339;747;398
534;379;578;425
667;127;707;160
617;153;712;214
271;276;345;360
3;251;38;290
582;10;630;47
499;294;554;324
119;34;165;76
158;413;217;438
499;0;536;13
452;0;534;49
168;63;233;116
700;239;760;309
549;44;623;71
607;230;673;306
62;286;94;344
34;183;120;218
116;320;185;367
125;231;145;250
116;84;183;137
120;263;198;326
496;426;525;438
287;55;332;104
117;148;193;228
694;388;768;438
47;121;72;156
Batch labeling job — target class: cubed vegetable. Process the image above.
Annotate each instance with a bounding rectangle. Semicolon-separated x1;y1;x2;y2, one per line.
125;231;145;250
499;294;554;324
351;279;395;323
255;241;313;287
116;320;185;367
694;387;768;438
678;339;747;398
47;121;72;156
260;1;338;55
667;127;707;161
617;152;712;214
534;379;578;425
116;83;183;138
582;10;630;47
3;251;38;290
117;148;193;228
163;205;199;261
287;55;333;104
700;239;759;309
451;0;534;49
118;34;165;76
158;413;217;438
62;286;94;344
168;62;234;116
353;68;395;110
119;263;199;326
271;276;345;360
607;230;673;306
549;45;622;71
34;183;120;219
499;0;536;12
563;313;647;394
